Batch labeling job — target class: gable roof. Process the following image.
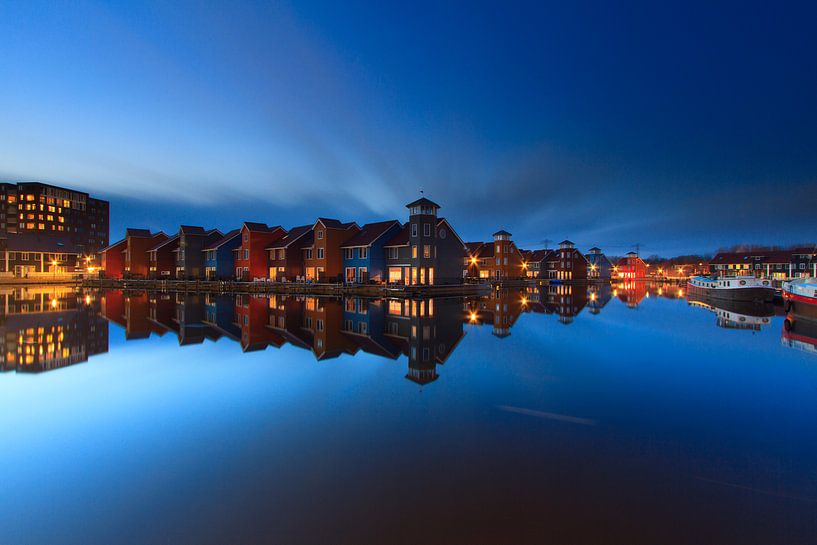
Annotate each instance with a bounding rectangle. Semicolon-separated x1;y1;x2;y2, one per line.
341;220;401;248
125;228;153;238
406;197;440;209
526;249;551;263
99;238;128;253
465;242;484;256
204;229;241;250
150;234;180;251
383;223;410;247
315;217;358;230
179;225;206;235
243;222;282;233
266;225;313;250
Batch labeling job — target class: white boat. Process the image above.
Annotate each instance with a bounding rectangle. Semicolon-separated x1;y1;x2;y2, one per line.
686;275;773;303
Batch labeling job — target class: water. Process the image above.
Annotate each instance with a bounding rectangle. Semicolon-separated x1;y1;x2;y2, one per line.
1;284;816;545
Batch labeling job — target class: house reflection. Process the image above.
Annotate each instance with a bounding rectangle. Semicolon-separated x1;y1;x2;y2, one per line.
465;289;526;336
0;286;108;373
102;292;467;385
587;283;612;314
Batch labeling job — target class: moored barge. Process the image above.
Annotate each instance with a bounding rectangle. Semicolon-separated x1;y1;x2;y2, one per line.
686;275;774;303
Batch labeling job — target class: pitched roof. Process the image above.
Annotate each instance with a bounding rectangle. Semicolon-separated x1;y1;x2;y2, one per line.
526;249;551;263
493;230;512;237
587;247;601;253
316;218;357;230
204;229;241;250
465;242;484;256
150;234;180;251
559;239;575;246
383;223;409;247
125;228;153;238
179;225;205;235
266;225;313;249
243;222;282;233
436;218;465;247
341;220;401;248
99;238;128;253
406;197;440;209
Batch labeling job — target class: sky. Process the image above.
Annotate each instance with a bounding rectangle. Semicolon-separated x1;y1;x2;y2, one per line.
1;0;815;256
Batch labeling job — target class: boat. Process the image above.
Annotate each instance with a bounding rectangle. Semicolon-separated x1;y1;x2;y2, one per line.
781;315;817;355
782;277;817;321
686;275;774;303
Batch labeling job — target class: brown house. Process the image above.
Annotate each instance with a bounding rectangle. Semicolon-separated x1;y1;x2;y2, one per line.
546;240;588;282
464;230;525;281
148;235;179;278
125;229;167;278
267;225;314;281
303;218;360;282
100;239;127;279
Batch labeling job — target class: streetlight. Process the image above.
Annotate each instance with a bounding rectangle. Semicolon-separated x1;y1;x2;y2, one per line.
51;259;58;279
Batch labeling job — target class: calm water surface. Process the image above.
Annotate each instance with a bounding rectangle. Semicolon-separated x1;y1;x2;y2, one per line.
1;284;816;544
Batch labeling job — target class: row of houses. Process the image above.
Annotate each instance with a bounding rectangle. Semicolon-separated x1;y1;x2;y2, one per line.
463;231;647;282
101;198;466;285
709;248;817;279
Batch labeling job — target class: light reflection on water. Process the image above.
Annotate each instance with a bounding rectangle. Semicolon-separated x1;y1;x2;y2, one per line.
0;284;816;545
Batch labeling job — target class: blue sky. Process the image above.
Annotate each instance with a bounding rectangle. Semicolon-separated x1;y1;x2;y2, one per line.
1;0;815;255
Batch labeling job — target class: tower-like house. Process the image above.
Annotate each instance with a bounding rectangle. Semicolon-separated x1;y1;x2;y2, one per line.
400;197;464;286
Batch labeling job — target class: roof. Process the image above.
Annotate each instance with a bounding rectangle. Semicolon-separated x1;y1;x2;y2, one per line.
204;229;241;250
588;247;601;252
243;222;282;233
5;234;82;253
179;225;206;235
315;217;357;230
406;197;441;209
493;230;512;237
99;238;127;253
383;223;409;247
559;239;575;246
712;249;814;264
465;242;484;256
526;249;552;263
341;220;401;248
125;228;153;238
150;234;180;251
266;225;313;249
437;218;466;247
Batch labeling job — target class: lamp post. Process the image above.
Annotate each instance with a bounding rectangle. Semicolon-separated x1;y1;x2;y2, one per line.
51;259;58;280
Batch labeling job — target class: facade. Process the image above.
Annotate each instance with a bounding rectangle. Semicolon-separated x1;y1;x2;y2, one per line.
464;231;525;281
125;230;167;278
340;220;403;283
203;229;241;280
100;238;127;279
616;252;648;280
234;223;286;281
709;248;817;279
547;240;589;282
267;225;314;281
148;235;180;278
303;218;360;282
522;249;550;279
383;199;465;286
0;234;83;276
173;226;222;279
0;182;109;258
585;247;613;280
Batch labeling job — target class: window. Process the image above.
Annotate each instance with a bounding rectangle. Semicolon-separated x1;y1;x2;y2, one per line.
317;248;325;259
317;319;324;331
360;247;368;259
424;245;431;258
388;247;399;259
411;224;418;237
423;223;431;236
305;249;313;259
317;230;324;240
243;249;249;260
344;248;354;260
243;232;248;242
412;246;418;258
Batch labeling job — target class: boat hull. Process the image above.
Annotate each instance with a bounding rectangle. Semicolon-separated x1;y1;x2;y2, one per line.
686;283;774;303
783;292;817;321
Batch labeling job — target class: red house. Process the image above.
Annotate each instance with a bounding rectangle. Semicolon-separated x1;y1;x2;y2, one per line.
267;225;314;281
99;238;127;279
616;251;647;280
234;222;286;281
125;229;167;278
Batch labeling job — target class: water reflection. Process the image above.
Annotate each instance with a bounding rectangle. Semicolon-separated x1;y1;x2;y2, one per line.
2;282;816;380
0;286;108;372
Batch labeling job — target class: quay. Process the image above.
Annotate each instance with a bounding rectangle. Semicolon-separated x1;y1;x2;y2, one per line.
81;278;491;298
